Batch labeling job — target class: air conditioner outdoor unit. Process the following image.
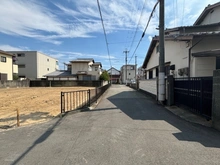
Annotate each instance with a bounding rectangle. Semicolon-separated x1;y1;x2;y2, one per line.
183;67;189;76
178;67;189;76
178;69;184;76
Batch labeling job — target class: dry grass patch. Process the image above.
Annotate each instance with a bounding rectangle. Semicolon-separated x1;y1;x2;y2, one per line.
0;87;94;128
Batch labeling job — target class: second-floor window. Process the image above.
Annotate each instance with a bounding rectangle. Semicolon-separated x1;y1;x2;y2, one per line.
1;56;6;62
18;64;25;68
17;53;25;57
95;67;98;71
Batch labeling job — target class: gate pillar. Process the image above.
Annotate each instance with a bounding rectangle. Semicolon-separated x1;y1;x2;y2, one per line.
212;70;220;131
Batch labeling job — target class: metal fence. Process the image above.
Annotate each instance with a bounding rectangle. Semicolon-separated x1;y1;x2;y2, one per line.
61;84;110;113
174;77;213;119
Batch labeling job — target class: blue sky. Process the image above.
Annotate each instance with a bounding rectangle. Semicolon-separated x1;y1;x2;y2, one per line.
0;0;219;70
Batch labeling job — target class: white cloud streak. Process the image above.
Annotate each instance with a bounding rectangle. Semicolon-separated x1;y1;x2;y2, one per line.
0;0;219;45
0;45;29;51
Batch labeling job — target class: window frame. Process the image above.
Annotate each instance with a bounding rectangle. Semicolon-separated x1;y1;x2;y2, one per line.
1;56;6;63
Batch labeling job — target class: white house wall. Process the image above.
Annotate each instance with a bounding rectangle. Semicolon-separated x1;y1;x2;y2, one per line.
194;57;215;76
71;62;92;74
191;36;220;77
146;41;189;78
37;52;58;78
200;5;220;25
7;51;58;79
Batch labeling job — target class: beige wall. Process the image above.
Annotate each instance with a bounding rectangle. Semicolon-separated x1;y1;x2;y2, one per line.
0;53;13;80
200;6;220;25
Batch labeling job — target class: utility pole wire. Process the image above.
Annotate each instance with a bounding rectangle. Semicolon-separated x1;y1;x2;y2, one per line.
97;0;112;68
128;0;159;64
128;0;147;52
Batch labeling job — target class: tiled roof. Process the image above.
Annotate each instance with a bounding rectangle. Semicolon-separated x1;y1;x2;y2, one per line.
44;70;72;77
70;58;94;63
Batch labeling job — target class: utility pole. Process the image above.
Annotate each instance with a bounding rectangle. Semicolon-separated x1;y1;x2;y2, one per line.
158;0;165;102
135;55;137;80
123;49;129;84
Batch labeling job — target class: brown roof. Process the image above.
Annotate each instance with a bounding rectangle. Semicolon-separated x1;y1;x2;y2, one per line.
0;50;13;56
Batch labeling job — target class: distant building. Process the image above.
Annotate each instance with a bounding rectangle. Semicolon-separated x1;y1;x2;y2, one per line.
45;58;102;81
0;50;18;80
120;65;136;84
137;67;145;80
107;67;121;84
6;51;59;79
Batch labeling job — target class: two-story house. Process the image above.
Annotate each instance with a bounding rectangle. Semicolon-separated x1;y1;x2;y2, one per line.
107;67;121;84
6;51;59;80
45;58;102;81
142;2;220;79
0;50;18;80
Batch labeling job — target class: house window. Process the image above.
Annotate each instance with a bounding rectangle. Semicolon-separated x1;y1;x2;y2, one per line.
130;66;134;70
56;61;59;65
95;67;98;71
17;53;25;57
47;59;49;62
156;45;159;53
129;73;131;75
18;64;25;68
47;68;49;71
1;56;6;62
149;70;153;79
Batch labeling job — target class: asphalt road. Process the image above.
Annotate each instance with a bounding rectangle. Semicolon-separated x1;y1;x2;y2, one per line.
1;85;220;165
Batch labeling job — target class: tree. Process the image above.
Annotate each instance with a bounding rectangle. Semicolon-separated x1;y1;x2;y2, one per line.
99;70;110;81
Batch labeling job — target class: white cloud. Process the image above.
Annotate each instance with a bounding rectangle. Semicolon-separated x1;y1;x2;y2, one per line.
0;0;219;45
0;45;28;51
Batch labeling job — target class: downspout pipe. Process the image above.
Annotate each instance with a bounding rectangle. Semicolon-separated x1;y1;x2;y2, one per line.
188;37;204;78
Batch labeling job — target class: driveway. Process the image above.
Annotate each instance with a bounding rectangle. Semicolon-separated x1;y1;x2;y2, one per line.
0;85;220;165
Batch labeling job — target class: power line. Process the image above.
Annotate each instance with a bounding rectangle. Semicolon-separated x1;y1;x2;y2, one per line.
128;1;159;64
97;0;112;68
128;0;147;52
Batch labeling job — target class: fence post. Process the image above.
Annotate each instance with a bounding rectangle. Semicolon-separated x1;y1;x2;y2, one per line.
61;92;65;114
16;108;20;127
96;87;98;103
167;75;174;106
88;89;91;106
200;78;203;114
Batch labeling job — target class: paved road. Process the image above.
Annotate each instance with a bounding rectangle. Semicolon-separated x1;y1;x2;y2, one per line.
1;85;220;165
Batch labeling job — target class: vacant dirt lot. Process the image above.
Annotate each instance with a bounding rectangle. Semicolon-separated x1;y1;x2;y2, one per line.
0;87;94;129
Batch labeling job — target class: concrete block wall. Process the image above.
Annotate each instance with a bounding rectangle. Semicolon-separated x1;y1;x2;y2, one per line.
212;70;220;131
139;79;157;96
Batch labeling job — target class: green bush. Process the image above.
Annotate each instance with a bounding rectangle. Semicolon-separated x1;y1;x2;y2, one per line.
99;71;110;81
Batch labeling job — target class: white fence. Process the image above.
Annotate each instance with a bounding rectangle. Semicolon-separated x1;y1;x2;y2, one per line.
139;79;157;96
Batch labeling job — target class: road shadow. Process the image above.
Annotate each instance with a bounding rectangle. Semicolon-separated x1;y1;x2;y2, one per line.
11;115;64;165
106;90;220;148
